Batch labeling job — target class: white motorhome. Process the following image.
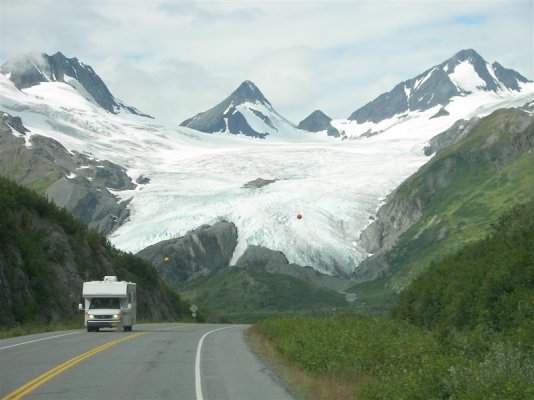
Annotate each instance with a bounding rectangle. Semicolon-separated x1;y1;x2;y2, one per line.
80;276;136;332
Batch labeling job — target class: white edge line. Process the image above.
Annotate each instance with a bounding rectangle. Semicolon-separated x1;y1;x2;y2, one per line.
195;326;237;400
0;331;81;350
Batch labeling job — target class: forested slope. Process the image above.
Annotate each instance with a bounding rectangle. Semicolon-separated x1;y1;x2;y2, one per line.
0;177;190;327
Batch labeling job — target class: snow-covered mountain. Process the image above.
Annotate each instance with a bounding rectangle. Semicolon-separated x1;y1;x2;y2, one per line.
337;49;532;138
180;80;302;138
298;110;340;137
0;49;532;278
0;51;152;118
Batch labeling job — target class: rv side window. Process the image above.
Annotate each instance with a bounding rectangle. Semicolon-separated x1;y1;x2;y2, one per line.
89;298;121;309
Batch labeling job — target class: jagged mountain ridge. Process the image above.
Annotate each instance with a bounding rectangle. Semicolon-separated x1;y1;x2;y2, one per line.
348;49;531;124
0;51;152;117
180;80;301;138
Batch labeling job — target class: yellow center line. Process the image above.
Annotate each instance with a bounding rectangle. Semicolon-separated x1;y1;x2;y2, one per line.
3;332;147;400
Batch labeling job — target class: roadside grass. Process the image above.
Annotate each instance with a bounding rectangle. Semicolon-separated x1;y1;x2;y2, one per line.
253;315;534;399
246;324;360;400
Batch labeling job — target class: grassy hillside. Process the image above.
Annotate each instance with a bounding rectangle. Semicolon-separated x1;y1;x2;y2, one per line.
181;265;349;322
358;108;533;296
0;177;192;328
254;200;534;399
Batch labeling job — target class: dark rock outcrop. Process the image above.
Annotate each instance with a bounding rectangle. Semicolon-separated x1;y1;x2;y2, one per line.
137;221;238;286
298;110;340;137
242;178;277;189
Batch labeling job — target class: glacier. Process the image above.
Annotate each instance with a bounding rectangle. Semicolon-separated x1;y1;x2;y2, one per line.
1;73;533;277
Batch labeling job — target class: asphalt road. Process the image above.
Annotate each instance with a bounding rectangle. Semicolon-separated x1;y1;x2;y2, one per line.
0;323;295;400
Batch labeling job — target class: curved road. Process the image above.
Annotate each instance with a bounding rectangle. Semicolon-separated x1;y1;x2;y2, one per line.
0;323;294;400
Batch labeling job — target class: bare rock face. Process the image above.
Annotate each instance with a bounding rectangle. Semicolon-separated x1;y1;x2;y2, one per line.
0;112;134;235
137;222;238;286
359;192;423;255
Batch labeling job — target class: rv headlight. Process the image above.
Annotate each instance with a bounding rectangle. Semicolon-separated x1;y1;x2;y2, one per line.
87;314;95;320
113;314;121;319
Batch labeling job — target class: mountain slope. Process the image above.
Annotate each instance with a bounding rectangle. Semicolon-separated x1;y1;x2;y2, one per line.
0;177;191;327
355;105;534;292
0;112;133;234
0;51;151;117
180;80;301;138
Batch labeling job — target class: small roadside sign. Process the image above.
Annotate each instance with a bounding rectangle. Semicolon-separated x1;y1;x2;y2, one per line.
190;304;198;320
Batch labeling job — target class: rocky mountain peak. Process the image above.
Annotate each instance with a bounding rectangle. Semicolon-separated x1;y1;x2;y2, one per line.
298;110;340;137
230;80;271;106
180;80;297;138
450;48;484;63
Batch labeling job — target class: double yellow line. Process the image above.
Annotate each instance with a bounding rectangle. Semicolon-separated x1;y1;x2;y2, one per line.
3;332;146;400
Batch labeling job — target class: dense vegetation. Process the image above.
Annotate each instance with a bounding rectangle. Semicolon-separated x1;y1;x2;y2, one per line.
394;200;534;346
182;265;349;322
0;177;191;327
256;200;534;399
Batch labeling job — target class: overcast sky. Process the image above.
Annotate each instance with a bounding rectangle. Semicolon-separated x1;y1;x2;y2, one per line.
1;0;532;124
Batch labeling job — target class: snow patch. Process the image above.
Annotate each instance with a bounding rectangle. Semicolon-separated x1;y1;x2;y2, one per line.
449;61;487;93
404;84;411;100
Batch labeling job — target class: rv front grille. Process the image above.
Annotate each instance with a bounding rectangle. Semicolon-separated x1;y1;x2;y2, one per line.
95;315;113;319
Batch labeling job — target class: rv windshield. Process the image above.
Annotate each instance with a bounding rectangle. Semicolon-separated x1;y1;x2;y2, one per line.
89;298;121;309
